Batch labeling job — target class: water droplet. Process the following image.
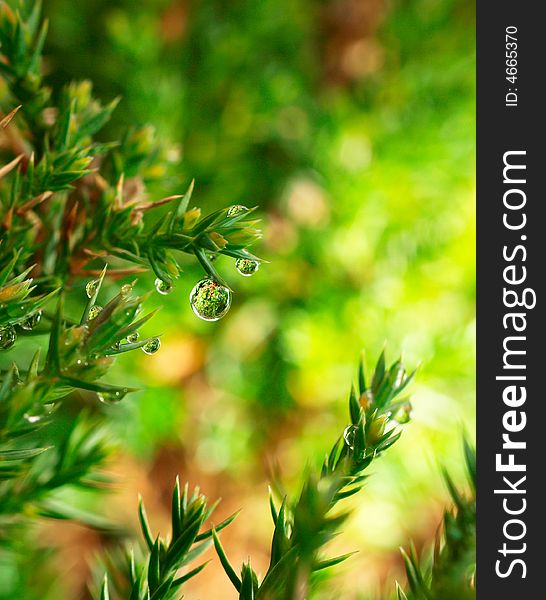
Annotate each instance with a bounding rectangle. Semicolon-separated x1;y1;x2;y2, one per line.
86;279;98;299
154;278;173;295
190;278;232;321
88;305;103;320
127;331;140;343
0;325;16;350
23;402;56;423
19;310;42;331
24;412;42;424
227;204;248;217
111;341;121;351
142;337;161;355
394;402;412;424
235;258;259;277
343;425;357;450
97;388;129;404
120;283;133;297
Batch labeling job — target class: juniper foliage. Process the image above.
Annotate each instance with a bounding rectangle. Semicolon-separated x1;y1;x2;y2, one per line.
0;0;259;558
212;352;415;600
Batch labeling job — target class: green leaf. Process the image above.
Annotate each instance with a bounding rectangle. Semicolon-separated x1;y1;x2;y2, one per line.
100;575;110;600
396;582;409;600
257;546;299;598
195;509;239;542
171;476;182;539
147;538;161;593
172;561;209;588
358;354;367;394
0;447;50;460
138;495;155;551
313;551;358;571
349;385;360;425
168;178;195;234
371;348;386;395
213;529;241;592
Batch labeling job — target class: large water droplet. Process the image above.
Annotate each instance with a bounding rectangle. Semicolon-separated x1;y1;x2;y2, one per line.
20;310;42;331
88;305;103;320
0;325;16;350
343;425;357;450
190;278;232;321
127;331;140;343
85;279;98;299
154;278;173;295
97;388;129;405
227;204;248;217
142;337;161;355
235;258;259;277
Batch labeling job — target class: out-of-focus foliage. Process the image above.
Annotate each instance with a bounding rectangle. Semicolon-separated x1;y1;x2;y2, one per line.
0;0;475;597
398;439;476;600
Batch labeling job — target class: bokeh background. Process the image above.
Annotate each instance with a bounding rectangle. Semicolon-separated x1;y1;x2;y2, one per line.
5;0;475;597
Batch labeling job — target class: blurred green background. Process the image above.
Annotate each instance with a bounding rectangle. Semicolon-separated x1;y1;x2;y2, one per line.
5;0;475;597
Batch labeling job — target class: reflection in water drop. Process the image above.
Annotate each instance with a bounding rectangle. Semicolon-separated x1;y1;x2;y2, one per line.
97;388;129;404
235;258;259;277
142;337;161;355
20;310;42;331
227;204;248;217
0;325;16;350
343;425;357;450
86;280;98;299
189;279;231;321
88;305;103;320
154;278;173;295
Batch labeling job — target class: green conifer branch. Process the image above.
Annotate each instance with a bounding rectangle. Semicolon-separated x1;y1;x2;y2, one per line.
213;352;415;600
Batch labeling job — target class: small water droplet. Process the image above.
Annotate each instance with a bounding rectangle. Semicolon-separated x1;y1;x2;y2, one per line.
120;283;133;297
142;337;161;355
394;402;412;424
23;403;56;423
154;278;173;295
343;425;357;450
97;388;129;405
111;341;121;351
88;305;103;320
227;204;248;217
19;310;42;331
235;258;259;277
24;412;42;424
127;332;140;343
0;325;16;350
190;278;232;321
85;280;98;299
